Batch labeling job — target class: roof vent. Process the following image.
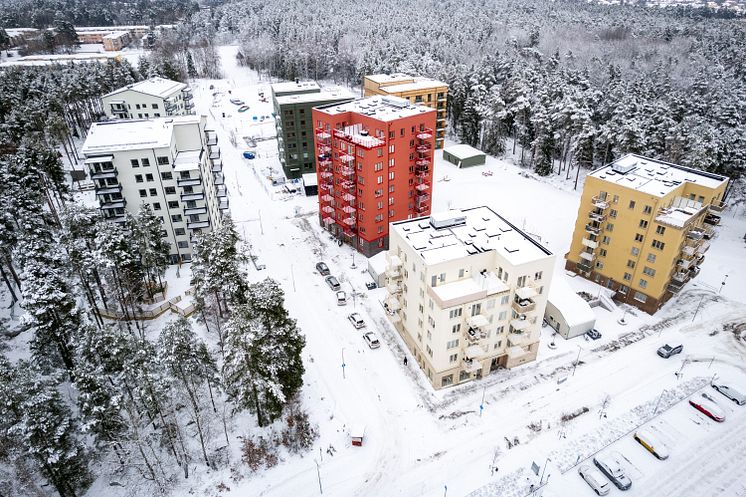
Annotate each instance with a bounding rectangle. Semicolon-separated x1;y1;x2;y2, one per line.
611;159;637;175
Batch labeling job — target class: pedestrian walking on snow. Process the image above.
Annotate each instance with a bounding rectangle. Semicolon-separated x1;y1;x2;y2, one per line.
403;356;408;366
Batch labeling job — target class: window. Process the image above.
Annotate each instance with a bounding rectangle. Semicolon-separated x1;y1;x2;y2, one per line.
141;158;150;167
164;186;176;195
627;260;636;268
629;200;636;209
643;266;656;277
167;201;179;209
377;175;383;184
639;279;648;288
631;247;640;256
161;172;173;180
449;354;458;363
135;174;143;183
498;311;507;321
606;223;614;232
449;308;462;319
145;173;154;182
618;285;629;294
175;228;185;236
643;205;652;215
609;209;617;218
374;162;383;171
446;339;459;349
177;241;189;248
441;375;453;387
426;346;433;357
389;158;395;167
459;268;465;278
452;323;461;334
599;248;607;257
152;103;158;109
634;233;644;242
471;303;481;316
623;272;632;281
612;194;619;204
139;189;147;197
171;214;182;222
153;202;161;210
149;188;157;196
157;156;170;165
639;219;648;228
647;253;656;263
389;145;395;153
633;291;647;303
651;240;665;250
500;295;509;305
388;171;395;180
131;159;140;168
602;236;611;245
656;225;666;235
596;261;604;269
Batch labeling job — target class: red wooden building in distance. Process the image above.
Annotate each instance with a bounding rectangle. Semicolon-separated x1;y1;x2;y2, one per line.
313;96;437;257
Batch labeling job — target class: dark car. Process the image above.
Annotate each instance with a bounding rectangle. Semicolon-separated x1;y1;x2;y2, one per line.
586;328;602;340
657;343;683;358
325;275;341;291
316;262;330;276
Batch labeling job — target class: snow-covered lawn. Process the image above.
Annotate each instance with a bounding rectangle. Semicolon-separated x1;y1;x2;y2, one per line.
79;46;746;497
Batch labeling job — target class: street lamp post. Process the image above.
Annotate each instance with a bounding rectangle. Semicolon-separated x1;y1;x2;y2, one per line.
572;345;582;376
719;274;729;294
539;458;551;485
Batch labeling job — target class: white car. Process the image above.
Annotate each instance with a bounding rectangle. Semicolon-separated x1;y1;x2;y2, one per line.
634;428;669;460
348;313;366;329
712;384;746;406
336;291;347;306
578;464;610;495
363;331;380;349
593;454;631;490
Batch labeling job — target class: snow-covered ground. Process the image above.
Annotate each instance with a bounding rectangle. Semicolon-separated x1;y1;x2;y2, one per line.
128;45;746;497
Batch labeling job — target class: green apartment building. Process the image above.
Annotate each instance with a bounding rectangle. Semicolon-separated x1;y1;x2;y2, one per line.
272;81;354;179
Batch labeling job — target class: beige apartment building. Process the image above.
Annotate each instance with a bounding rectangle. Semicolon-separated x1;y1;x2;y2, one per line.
385;207;555;389
101;77;194;119
363;74;448;148
565;154;729;314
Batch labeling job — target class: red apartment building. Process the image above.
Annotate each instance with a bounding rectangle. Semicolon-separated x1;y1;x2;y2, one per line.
313;96;437;256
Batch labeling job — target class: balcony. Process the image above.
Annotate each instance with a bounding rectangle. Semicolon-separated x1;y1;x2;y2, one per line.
677;258;692;270
181;192;204;202
387;282;402;294
510;318;530;332
463;357;482;373
383;296;400;313
211;159;222;173
178;177;202;187
671;271;690;284
90;168;117;180
415;203;430;214
511;298;536;314
100;199;126;210
187;220;210;229
95;185;122;195
579;251;596;262
585;224;601;236
205;130;218;146
184;206;207;216
183;93;193;101
468;314;489;330
213;173;225;186
704;213;720;226
464;345;485;360
508;332;532;347
687;228;705;240
209;145;220;160
709;200;726;213
466;327;487;344
219;198;229;210
681;245;696;257
416;129;433;140
103;214;126;223
588;211;606;223
581;237;598;249
592;195;609;210
217;186;228;198
697;241;710;254
185;101;195;110
577;262;592;273
316;130;331;140
386;266;401;279
339;154;354;164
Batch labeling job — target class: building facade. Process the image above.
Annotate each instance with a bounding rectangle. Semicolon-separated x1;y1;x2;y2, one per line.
312;96;437;257
363;74;448;149
101;77;194;120
102;31;131;51
385;207;555;389
272;81;354;179
565;154;729;314
82;115;228;264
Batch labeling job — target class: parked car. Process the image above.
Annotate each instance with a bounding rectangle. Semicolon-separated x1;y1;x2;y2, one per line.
238;105;250;113
362;331;380;349
586;328;602;340
325;275;341;291
712;383;746;406
593;454;632;490
336;291;347;306
315;262;330;276
229;98;245;105
657;343;683;358
243;151;256;159
634;428;669;460
365;281;377;290
689;393;726;422
578;464;611;496
348;313;366;329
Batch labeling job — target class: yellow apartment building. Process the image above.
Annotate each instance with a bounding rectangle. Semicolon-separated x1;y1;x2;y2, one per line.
363;74;448;148
565;154;729;314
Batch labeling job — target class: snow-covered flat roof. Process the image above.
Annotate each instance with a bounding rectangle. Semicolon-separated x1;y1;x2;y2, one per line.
103;32;129;40
547;278;595;328
301;172;318;186
316;96;436;123
0;52;121;67
275;87;355;106
392;206;553;266
271;81;320;95
173;150;202;171
365;73;415;85
83;116;200;153
590;154;728;197
105;77;187;99
444;144;485;160
380;79;448;93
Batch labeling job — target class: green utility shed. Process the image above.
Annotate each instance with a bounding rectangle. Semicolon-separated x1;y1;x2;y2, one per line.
443;144;486;168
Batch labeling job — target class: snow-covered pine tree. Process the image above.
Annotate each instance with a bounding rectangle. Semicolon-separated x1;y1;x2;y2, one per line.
129;204;170;299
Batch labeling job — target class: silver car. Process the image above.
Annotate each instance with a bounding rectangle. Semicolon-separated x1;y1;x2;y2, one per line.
712;384;746;406
579;465;610;495
593;454;631;490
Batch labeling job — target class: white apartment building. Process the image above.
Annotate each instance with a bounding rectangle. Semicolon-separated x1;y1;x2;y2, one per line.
82;115;228;264
101;77;194;119
385;207;556;389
